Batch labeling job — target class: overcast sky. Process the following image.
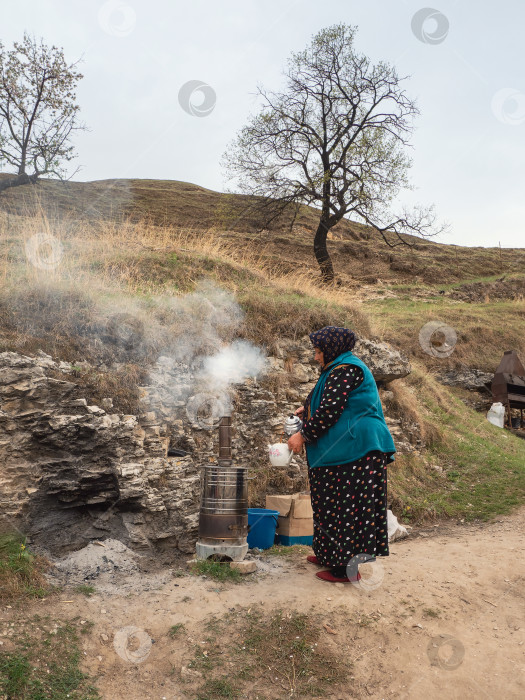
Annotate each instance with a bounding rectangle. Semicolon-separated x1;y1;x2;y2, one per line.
3;0;525;248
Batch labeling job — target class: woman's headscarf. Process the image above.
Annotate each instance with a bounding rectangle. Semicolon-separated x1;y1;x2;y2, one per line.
309;326;357;366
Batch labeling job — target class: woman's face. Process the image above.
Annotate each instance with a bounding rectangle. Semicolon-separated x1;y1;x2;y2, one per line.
314;347;325;367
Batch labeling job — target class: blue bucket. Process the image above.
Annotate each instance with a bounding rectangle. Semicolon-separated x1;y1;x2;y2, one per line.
247;508;279;550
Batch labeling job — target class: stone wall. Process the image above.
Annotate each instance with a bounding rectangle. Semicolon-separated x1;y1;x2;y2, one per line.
0;338;413;556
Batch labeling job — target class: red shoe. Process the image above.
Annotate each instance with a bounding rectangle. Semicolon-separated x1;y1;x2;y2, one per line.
315;569;362;583
307;555;321;565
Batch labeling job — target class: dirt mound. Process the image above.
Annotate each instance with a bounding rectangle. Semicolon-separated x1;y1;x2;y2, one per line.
449;277;525;303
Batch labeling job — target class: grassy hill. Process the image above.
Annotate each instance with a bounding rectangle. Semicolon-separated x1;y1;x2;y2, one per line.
1;173;525;288
1;175;524;522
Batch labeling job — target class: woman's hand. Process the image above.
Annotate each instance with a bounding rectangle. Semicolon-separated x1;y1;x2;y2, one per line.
294;406;305;417
288;431;305;454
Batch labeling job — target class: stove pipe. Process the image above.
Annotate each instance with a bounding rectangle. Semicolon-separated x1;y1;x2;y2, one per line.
218;415;232;466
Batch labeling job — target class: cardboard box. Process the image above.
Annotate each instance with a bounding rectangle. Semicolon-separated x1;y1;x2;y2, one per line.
265;492;314;546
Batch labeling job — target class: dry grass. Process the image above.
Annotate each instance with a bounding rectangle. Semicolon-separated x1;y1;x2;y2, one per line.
186;606;349;698
2;177;525;287
387;377;442;447
0;208;370;360
1;204;524;524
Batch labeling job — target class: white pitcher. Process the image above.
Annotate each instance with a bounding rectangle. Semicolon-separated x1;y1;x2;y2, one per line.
268;442;293;467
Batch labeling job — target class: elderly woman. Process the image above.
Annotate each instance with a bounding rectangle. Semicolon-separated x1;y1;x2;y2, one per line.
287;327;396;583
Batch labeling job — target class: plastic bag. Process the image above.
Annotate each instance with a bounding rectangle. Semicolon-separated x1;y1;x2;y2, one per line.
387;509;409;542
487;402;505;428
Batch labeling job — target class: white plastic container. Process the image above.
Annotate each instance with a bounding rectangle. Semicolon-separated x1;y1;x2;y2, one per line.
487;402;505;428
268;443;293;467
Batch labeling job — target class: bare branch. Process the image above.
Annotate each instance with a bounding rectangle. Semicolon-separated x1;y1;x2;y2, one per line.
0;32;85;188
222;23;442;282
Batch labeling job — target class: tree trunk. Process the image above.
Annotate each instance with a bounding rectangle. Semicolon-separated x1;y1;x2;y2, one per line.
314;217;335;283
0;172;39;193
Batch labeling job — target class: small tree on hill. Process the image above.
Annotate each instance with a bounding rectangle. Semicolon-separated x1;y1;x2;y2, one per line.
0;33;86;193
222;24;441;282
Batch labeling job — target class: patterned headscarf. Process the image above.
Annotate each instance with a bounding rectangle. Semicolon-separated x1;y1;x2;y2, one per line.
309;326;357;366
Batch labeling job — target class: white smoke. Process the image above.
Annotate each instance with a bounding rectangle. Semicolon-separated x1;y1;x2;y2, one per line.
201;340;267;388
162;280;245;363
143;281;268;427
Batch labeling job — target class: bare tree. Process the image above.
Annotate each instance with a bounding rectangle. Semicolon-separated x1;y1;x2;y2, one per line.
0;33;86;193
223;24;442;282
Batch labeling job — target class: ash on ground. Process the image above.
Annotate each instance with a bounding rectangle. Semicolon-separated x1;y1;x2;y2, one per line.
45;538;173;595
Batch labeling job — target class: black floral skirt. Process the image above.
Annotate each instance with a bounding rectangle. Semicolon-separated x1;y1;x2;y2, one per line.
308;450;392;568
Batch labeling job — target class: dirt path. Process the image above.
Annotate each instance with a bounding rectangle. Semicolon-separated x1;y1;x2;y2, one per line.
5;508;524;699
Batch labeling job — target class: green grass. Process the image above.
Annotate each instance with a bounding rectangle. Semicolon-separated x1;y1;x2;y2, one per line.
74;585;96;597
0;534;34;577
364;295;525;372
388;370;525;522
168;623;185;637
0;615;100;699
190;560;242;582
386;274;525;295
117;249;264;295
0;533;51;603
428;408;525;520
196;679;239;699
441;272;525;290
187;607;348;698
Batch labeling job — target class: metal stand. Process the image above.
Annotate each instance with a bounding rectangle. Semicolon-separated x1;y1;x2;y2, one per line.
195;541;249;562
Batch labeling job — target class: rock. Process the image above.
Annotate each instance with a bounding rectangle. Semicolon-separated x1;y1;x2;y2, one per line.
230;560;257;574
181;666;202;679
1;335;415;558
291;364;310;383
87;405;105;415
0;352;201;556
353;338;411;382
449;278;525;303
437;368;493;391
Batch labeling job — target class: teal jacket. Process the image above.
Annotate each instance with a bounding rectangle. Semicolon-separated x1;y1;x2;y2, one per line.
305;351;396;468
